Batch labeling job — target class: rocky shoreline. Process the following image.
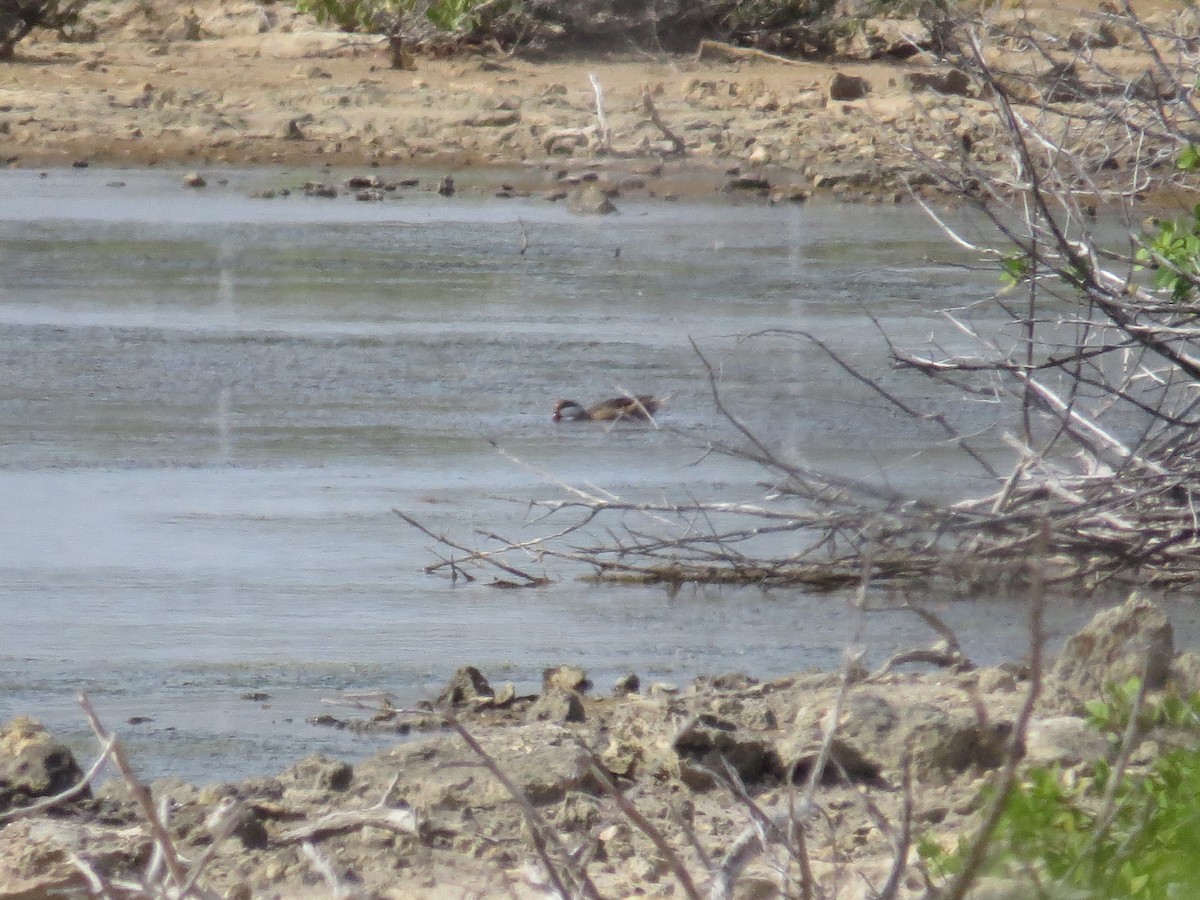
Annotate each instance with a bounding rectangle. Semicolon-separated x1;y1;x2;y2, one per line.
1;1;1174;206
2;595;1196;898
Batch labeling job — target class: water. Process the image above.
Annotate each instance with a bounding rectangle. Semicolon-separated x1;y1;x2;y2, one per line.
1;167;1195;784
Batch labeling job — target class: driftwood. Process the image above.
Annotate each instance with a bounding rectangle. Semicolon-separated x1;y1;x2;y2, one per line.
642;86;687;155
588;72;612;152
695;39;813;69
276;804;420;844
400;2;1200;601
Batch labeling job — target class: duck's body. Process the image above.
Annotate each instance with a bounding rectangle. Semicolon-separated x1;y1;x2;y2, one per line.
553;395;659;422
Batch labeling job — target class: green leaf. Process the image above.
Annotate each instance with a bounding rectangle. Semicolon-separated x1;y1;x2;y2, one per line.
1000;253;1030;287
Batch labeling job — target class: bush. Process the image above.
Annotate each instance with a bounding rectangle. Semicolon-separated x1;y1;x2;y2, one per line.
0;0;89;60
294;0;497;35
922;681;1200;899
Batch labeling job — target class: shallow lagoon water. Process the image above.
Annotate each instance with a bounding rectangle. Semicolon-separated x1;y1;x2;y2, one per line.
1;168;1195;784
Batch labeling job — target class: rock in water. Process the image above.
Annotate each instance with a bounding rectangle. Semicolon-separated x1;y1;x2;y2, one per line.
437;666;494;706
567;184;616;214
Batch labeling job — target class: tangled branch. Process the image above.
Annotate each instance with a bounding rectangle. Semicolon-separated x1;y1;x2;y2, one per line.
401;3;1200;594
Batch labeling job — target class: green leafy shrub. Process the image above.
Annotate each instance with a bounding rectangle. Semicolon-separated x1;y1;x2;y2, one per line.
921;680;1200;899
1132;144;1200;302
294;0;498;34
1136;204;1200;303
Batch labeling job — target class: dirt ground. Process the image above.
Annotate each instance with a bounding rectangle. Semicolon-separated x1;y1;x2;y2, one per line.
0;0;1169;200
0;596;1196;899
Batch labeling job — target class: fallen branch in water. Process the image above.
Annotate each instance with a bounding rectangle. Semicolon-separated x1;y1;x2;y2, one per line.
396;4;1200;598
394;507;548;586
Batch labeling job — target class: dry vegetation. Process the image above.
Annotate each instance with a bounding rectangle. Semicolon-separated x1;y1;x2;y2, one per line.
406;1;1200;598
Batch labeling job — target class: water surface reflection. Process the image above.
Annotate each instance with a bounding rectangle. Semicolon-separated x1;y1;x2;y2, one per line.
1;168;1192;782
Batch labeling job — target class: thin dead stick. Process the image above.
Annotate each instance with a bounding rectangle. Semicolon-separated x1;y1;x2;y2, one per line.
1061;652;1152;882
144;793;171;886
177;797;248;898
278;772;418;844
642;86;686;155
584;755;703;900
0;735;115;822
695;39;812;69
394;508;548;584
670;806;713;871
876;748;915;900
803;547;873;807
938;520;1049;900
276;804;421;844
588;73;611;152
711;552;875;900
441;711;603;900
869;646;967;680
301;841;345;899
77;692;191;894
68;854;116;900
711;758;814;900
708;809;802;900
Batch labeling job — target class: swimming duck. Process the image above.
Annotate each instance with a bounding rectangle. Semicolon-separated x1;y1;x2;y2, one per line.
553;395;659;422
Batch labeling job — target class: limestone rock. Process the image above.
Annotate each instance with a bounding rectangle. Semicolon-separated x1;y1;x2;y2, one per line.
723;174;770;193
904;704;1010;779
542;665;591;694
1050;594;1174;700
281;754;353;793
600;737;641;777
1067;23;1118;50
776;734;881;784
613;673;640;696
795;692;1010;782
810;165;876;190
527;688;586;724
437;666;493;706
1025;716;1110;767
907;69;972;96
673;714;780;787
361;725;592;808
567;184;616;215
0;717;86;814
1169;650;1200;695
462;109;521;127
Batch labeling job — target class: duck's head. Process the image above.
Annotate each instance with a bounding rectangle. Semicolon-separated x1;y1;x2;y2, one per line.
553;399;585;421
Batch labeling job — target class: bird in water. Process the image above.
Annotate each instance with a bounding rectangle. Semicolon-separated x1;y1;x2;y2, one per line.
553;395;659;422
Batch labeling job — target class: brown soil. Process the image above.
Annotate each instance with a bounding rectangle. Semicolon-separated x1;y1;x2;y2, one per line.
0;0;1164;201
